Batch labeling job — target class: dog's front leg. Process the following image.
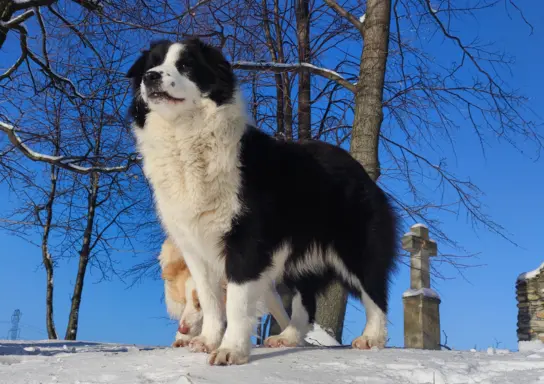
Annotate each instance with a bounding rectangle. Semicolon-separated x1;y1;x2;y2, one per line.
208;278;267;366
183;255;225;354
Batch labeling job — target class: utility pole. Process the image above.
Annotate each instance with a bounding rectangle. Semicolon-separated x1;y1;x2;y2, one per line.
7;309;22;340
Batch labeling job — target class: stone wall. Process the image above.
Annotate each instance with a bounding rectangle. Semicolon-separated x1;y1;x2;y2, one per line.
517;263;544;342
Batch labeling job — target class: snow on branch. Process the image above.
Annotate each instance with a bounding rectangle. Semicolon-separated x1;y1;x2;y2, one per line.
323;0;364;31
0;9;36;28
232;61;356;92
0;121;140;175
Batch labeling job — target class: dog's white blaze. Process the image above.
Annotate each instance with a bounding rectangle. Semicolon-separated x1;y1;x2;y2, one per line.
163;43;185;66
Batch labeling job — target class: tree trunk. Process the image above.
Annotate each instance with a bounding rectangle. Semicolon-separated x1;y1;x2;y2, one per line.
295;0;311;140
315;0;392;343
315;282;348;341
283;76;294;140
262;0;285;137
350;0;391;181
272;0;293;140
65;171;99;340
42;164;59;339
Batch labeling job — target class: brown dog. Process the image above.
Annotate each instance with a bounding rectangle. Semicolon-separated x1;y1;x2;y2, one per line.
159;238;289;347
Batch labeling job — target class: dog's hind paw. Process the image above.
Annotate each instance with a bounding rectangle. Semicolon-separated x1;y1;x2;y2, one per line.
351;335;385;350
263;335;298;348
208;348;249;366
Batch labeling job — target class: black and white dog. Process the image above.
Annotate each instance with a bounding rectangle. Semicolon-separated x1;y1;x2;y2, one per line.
127;38;398;366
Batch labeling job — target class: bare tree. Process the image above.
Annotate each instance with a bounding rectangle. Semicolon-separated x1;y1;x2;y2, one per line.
1;1;154;339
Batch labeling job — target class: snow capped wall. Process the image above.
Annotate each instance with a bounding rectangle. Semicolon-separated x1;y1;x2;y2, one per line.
517;261;544;343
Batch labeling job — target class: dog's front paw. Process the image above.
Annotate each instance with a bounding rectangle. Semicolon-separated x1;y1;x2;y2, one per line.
172;333;193;348
208;348;249;366
188;335;220;354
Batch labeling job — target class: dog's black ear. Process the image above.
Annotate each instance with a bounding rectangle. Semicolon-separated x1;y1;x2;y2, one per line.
126;50;149;79
191;38;233;82
127;40;172;79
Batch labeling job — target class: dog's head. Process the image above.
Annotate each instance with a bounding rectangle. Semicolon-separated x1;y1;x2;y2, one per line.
178;276;204;336
126;38;236;126
177;277;228;337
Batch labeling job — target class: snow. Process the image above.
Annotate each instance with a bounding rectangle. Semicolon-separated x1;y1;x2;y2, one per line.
234;61;346;80
518;262;544;281
412;223;429;229
2;340;544;384
304;324;341;347
403;288;440;300
0;10;35;28
519;340;544;353
359;14;366;24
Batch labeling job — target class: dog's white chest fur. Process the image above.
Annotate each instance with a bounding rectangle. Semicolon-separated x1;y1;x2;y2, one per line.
134;100;245;259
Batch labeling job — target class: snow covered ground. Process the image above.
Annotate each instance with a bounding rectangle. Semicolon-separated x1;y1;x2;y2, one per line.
1;340;543;384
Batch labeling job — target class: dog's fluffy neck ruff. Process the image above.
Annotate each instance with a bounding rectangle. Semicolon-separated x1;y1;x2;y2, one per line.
134;90;247;244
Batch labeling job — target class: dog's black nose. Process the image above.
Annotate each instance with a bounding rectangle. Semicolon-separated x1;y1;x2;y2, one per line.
143;71;161;85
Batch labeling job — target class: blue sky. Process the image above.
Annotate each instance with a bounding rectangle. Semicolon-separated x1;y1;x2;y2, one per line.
1;3;543;352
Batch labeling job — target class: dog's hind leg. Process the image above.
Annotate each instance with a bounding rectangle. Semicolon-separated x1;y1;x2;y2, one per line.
263;289;314;348
264;282;290;331
351;287;387;349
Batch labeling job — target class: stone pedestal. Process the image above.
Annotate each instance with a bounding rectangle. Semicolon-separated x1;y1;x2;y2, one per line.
403;292;441;349
402;224;441;350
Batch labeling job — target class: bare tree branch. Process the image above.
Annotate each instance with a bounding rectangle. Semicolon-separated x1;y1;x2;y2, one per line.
0;121;140;174
233;61;356;92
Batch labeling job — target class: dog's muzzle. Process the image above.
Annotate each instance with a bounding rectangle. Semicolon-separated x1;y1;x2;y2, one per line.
143;71;161;88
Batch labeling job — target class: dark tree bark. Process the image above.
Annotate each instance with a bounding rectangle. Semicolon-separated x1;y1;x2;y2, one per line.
295;0;311;140
39;110;63;340
42;163;59;339
65;171;99;340
272;0;294;140
350;0;391;182
262;0;285;137
315;282;348;342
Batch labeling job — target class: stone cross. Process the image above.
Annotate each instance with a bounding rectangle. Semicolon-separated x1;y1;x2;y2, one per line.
402;224;437;290
402;224;441;350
